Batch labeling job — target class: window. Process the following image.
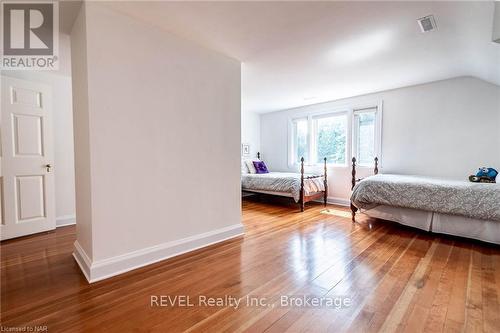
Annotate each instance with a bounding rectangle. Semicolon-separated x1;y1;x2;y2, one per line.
314;114;347;165
289;103;381;167
353;108;378;166
292;118;309;164
290;113;348;166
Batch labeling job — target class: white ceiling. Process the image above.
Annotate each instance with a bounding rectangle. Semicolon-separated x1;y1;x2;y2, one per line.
86;1;500;113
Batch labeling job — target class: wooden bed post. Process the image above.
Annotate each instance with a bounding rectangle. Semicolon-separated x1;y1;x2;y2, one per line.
300;157;305;212
350;157;358;222
323;157;328;207
351;157;357;190
350;157;378;222
257;152;260;160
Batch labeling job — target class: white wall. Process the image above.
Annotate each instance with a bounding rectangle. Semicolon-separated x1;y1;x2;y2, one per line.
1;33;76;224
241;111;261;158
493;2;500;42
71;3;242;281
71;5;94;259
261;77;500;203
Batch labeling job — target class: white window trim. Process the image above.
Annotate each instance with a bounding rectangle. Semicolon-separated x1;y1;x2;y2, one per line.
287;100;383;169
352;101;383;168
288;116;308;168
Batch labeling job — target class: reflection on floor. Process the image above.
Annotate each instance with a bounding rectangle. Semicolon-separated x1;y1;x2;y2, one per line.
1;198;499;332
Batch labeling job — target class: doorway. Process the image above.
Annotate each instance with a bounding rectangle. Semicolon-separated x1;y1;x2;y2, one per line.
0;34;76;241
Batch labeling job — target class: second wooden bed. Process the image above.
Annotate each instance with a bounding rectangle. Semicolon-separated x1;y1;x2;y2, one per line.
242;153;328;212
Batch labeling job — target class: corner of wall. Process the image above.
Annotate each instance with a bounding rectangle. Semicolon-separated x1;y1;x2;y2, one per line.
70;2;94;261
241;111;261;158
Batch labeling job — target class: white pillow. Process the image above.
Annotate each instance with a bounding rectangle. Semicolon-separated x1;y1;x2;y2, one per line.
245;159;259;174
241;159;250;174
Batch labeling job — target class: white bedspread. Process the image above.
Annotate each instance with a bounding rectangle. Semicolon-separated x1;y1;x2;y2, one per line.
351;174;500;221
241;172;325;202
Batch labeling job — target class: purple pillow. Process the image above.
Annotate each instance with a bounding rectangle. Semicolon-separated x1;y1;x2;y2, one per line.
253;160;269;174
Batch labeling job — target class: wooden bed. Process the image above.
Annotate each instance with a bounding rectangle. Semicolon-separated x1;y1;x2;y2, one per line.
349;157;500;244
350;157;379;222
243;152;328;212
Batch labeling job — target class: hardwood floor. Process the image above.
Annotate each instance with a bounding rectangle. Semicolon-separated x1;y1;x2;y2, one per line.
1;199;500;332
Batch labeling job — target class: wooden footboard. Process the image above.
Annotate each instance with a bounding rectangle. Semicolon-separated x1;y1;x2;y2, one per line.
350;157;379;222
299;157;328;212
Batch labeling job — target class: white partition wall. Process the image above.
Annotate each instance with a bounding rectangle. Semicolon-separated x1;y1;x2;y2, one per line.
71;2;243;282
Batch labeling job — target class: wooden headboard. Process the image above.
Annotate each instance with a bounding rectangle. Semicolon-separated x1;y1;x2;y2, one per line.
351;157;379;190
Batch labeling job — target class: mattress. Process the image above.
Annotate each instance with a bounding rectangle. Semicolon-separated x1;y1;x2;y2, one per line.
241;172;325;202
363;205;500;245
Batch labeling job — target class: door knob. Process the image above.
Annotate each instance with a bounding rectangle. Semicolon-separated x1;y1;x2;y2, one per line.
45;164;52;172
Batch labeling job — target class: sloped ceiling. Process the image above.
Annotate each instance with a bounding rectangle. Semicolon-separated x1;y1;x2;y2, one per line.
88;1;500;113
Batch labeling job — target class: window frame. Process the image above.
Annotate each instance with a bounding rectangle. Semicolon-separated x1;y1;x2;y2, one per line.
289;117;309;166
352;105;383;167
287;101;383;169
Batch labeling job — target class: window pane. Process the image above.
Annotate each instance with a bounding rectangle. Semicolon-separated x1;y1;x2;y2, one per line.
315;115;347;164
356;112;376;165
294;119;308;163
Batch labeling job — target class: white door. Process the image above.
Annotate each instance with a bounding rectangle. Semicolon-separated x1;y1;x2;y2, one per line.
1;76;56;240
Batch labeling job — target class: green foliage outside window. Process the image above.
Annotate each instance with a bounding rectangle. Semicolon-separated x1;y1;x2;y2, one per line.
316;116;346;164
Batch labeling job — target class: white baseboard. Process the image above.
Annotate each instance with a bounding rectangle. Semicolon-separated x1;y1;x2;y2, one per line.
326;197;350;207
56;215;76;227
73;223;245;283
73;241;92;281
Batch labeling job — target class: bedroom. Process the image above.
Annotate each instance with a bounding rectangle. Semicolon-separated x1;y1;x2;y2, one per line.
1;1;500;332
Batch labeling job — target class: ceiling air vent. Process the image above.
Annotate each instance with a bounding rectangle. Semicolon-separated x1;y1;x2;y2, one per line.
417;15;437;33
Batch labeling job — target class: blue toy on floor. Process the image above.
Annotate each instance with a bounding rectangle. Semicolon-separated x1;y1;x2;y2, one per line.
469;167;498;183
